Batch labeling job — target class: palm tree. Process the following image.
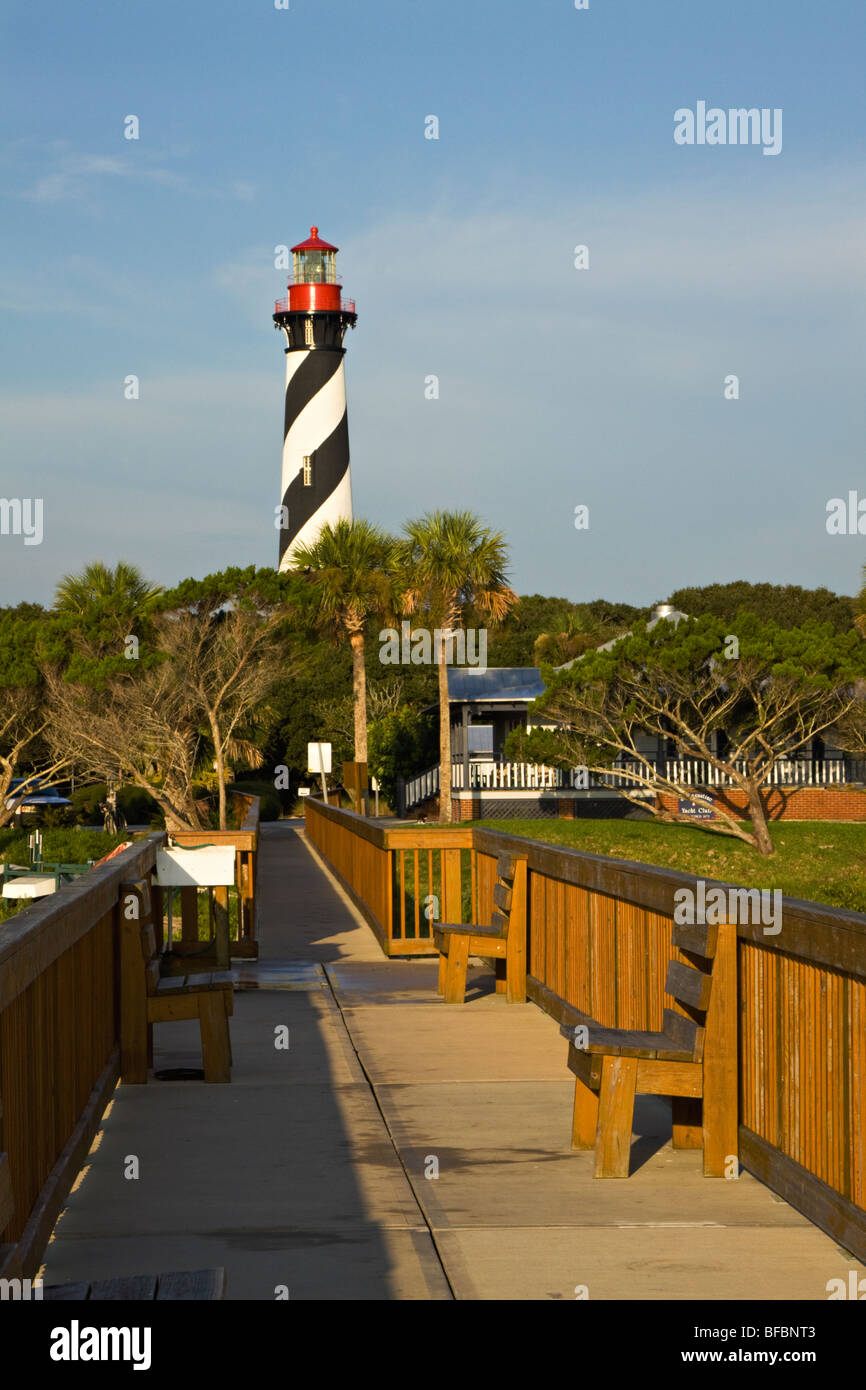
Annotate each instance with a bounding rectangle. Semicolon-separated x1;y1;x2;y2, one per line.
533;608;603;666
291;520;395;772
54;560;163;614
395;511;517;823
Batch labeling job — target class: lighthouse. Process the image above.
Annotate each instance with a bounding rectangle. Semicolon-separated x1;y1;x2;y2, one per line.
273;227;357;569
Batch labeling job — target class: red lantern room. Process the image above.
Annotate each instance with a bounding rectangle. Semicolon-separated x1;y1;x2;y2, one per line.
288;226;341;312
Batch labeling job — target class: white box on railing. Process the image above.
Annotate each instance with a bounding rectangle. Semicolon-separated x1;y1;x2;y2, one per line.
155;846;236;888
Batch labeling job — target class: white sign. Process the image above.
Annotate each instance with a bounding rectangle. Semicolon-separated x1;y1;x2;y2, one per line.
155;846;236;888
298;787;311;798
307;742;332;774
370;777;379;791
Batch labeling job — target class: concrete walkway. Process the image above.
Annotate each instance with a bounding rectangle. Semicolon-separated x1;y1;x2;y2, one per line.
41;823;865;1300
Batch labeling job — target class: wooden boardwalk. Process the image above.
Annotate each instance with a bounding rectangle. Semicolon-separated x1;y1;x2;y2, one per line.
40;824;866;1300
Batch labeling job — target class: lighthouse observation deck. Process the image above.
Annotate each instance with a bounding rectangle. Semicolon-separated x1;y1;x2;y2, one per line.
274;295;356;315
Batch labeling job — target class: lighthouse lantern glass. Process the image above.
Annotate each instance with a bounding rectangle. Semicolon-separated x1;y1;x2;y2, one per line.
294;248;336;285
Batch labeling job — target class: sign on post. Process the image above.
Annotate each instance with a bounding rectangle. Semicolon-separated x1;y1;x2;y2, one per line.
307;743;332;773
307;742;332;805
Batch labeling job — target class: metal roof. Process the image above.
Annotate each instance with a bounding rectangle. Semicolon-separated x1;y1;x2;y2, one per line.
291;226;339;252
447;667;546;703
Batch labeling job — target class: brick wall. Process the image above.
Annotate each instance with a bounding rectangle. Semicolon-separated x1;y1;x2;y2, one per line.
657;787;866;822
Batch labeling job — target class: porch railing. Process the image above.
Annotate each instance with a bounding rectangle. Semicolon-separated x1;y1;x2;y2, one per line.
402;756;866;810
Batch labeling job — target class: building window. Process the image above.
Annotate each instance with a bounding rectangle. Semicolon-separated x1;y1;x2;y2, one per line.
304;318;314;346
302;455;312;486
468;724;494;757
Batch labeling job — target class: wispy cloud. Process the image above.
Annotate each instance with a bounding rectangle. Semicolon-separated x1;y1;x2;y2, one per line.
12;146;256;205
21;152;189;203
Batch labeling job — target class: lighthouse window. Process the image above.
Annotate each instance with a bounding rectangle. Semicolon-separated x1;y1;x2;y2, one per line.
304;318;314;346
302;456;312;486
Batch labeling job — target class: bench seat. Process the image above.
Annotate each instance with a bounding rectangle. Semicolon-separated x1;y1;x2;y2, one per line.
156;971;236;996
561;1021;696;1061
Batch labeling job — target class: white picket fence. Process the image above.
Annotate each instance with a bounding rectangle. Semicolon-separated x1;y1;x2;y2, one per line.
401;756;864;811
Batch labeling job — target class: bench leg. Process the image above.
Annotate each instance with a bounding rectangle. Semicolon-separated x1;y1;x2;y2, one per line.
121;999;149;1085
223;990;233;1067
594;1055;637;1178
571;1076;599;1149
199;993;231;1083
443;935;470;1004
437;949;448;996
505;940;526;1004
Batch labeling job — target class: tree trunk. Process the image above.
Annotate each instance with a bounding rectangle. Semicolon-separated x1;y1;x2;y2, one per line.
746;782;775;856
350;629;368;763
208;711;227;830
438;650;452;823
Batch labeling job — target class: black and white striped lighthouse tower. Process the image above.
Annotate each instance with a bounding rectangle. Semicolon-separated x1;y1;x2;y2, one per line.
273;227;357;569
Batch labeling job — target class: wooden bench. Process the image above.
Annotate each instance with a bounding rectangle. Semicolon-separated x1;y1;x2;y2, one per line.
120;879;235;1084
563;919;737;1178
433;853;527;1004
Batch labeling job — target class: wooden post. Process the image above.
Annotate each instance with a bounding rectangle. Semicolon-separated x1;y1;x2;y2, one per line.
442;848;463;925
180;887;198;947
118;881;149;1084
213;887;230;970
506;858;527;1004
150;880;164;955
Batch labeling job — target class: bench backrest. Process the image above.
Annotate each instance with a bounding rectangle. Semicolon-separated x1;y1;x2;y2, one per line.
663;920;726;1062
488;853;527;938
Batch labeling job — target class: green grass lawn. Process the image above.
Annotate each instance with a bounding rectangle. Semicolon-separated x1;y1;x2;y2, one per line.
465;818;866;914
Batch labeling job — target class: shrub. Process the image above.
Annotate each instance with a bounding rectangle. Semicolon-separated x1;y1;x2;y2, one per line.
228;780;282;821
69;782;161;826
368;706;437;808
0;827;130;867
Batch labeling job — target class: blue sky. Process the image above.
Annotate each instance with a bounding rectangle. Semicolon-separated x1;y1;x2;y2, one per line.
1;0;864;606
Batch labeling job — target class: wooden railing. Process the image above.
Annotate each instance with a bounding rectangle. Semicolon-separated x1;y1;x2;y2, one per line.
304;797;866;1263
0;834;163;1276
304;797;472;955
0;798;261;1277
